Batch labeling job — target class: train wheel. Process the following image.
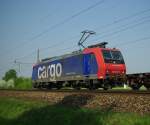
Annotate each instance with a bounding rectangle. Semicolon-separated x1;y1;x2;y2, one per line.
103;80;112;90
56;82;62;90
103;84;112;90
72;81;81;90
89;80;95;90
32;82;37;88
144;85;150;91
131;84;141;90
46;83;52;89
73;84;81;90
147;88;150;91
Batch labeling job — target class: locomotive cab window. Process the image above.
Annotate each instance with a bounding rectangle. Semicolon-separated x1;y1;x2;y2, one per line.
111;51;123;61
102;50;112;59
102;50;124;64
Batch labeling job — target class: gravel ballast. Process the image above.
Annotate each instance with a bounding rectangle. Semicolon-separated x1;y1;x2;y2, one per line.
0;90;149;114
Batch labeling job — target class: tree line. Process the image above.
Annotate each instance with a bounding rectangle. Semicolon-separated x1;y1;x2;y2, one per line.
0;69;32;89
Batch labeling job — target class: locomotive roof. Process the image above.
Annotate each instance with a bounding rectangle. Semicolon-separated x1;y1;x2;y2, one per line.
37;42;119;64
40;50;82;63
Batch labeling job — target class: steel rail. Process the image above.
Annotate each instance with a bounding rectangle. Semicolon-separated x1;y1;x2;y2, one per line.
0;89;149;95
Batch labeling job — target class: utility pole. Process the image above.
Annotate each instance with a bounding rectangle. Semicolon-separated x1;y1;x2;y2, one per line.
37;48;40;63
14;60;21;75
14;60;33;76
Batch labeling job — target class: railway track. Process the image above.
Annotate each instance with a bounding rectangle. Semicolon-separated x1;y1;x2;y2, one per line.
0;88;150;95
0;89;150;114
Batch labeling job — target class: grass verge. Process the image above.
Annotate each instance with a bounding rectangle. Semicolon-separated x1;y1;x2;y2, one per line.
0;97;149;125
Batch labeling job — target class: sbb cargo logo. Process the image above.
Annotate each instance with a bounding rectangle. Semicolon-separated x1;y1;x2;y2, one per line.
38;63;62;80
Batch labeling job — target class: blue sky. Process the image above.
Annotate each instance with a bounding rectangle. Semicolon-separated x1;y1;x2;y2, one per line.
0;0;150;78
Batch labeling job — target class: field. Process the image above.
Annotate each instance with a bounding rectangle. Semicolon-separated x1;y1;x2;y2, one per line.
0;97;149;125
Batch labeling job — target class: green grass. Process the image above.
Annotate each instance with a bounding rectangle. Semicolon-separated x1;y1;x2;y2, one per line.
112;85;147;90
0;97;149;125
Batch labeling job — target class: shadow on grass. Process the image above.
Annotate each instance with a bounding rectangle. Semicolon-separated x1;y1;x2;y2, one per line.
0;94;113;125
57;94;93;107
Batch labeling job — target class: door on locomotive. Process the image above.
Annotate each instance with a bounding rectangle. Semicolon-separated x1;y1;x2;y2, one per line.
83;53;98;76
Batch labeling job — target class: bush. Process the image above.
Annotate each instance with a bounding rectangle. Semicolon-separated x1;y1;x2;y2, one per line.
15;77;32;89
0;80;6;88
1;69;32;89
7;79;15;88
0;79;15;88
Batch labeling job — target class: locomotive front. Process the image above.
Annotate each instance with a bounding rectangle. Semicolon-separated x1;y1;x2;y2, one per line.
101;48;126;87
83;42;126;89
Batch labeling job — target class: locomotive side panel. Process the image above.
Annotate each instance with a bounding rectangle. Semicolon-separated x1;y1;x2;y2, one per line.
62;54;83;78
32;53;99;84
32;60;63;83
32;54;85;83
61;54;84;80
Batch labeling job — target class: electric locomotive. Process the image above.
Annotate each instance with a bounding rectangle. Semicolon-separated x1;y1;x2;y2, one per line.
32;42;126;90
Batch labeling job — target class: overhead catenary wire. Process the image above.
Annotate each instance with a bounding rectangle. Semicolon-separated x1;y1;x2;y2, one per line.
0;0;105;58
15;34;80;61
9;8;150;61
114;36;150;47
95;15;150;36
41;44;78;58
33;8;150;54
15;50;37;60
14;61;33;65
38;8;150;54
16;35;150;64
94;8;150;30
92;18;150;42
15;16;150;61
16;15;150;61
40;34;80;51
30;0;105;41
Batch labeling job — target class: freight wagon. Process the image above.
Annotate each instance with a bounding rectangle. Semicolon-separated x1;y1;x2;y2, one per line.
126;73;150;90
